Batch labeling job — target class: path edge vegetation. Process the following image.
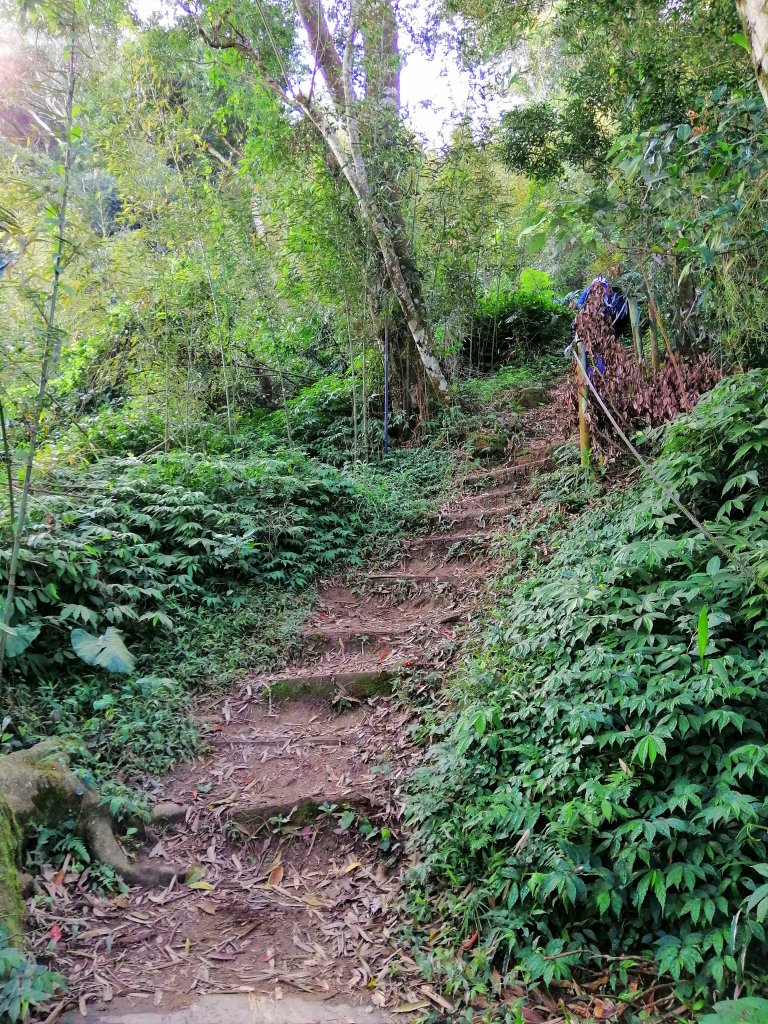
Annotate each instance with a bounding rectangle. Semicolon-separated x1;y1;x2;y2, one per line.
2;0;768;1019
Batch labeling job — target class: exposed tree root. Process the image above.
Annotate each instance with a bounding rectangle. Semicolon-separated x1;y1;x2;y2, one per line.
0;739;187;941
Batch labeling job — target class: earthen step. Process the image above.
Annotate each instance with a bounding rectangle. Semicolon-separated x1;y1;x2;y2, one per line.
304;607;471;643
232;791;378;831
466;455;551;488
433;503;518;526
66;993;395;1024
249;667;398;701
404;532;498;550
364;569;484;582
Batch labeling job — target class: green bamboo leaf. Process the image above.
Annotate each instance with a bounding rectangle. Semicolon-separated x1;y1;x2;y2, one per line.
698;605;709;661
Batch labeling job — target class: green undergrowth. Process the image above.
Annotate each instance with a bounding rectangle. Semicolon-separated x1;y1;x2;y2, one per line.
405;370;768;1016
1;439;454;794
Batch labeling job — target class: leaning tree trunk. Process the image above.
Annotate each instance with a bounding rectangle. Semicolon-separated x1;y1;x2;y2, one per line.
295;0;450;406
196;0;451;409
0;740;187;943
737;0;768;108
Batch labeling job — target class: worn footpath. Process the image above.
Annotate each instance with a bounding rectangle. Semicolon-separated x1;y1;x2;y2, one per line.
33;389;564;1024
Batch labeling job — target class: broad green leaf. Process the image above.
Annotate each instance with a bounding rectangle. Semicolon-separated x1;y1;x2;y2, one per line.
700;998;768;1024
70;627;135;674
0;621;41;658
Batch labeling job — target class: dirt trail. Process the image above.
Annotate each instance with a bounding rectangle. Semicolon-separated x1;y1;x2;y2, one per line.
41;391;564;1023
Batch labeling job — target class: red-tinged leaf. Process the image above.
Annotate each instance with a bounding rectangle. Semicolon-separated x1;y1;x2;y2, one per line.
521;1008;546;1023
267;864;284;886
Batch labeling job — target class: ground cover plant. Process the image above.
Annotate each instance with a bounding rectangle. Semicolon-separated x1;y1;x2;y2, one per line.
3;0;768;1019
1;438;454;748
405;370;768;1011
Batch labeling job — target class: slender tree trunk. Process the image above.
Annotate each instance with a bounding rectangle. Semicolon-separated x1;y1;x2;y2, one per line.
0;396;15;524
737;0;768;108
198;238;233;437
0;27;77;687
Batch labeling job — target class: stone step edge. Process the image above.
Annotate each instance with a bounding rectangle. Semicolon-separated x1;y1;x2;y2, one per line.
245;667;402;701
231;791;381;831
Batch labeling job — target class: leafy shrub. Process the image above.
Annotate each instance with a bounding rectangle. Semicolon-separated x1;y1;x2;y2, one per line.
0;929;64;1022
2;445;448;670
466;288;571;372
255;372;386;465
406;371;768;1002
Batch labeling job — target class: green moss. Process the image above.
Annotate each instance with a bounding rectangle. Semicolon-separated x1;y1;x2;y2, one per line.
0;796;24;946
466;430;510;461
262;670;395;703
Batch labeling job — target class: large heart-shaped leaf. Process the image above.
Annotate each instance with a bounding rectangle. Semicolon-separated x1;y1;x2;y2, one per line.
0;621;41;658
70;627;136;674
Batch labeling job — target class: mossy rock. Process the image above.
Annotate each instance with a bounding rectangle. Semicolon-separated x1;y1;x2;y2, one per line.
466;430;510;461
0;794;24;946
514;385;549;409
262;669;395;703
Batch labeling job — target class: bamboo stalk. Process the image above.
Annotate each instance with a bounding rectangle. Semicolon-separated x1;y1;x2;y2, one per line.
640;269;689;410
0;21;78;686
0;395;15;524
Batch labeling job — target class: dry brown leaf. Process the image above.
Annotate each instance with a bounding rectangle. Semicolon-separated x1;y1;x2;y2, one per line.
264;864;284;887
420;985;454;1012
594;998;619;1019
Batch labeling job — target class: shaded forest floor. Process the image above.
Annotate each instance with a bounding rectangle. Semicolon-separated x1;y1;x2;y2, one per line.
30;385;567;1022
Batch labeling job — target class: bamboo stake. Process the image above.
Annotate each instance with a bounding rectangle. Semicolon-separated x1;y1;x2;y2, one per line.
576;337;591;469
628;297;643;366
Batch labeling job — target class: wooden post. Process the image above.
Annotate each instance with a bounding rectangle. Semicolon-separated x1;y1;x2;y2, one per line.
577;337;591;468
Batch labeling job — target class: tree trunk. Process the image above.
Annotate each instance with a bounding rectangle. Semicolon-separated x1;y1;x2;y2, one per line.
198;1;451;410
737;0;768;108
0;740;188;940
295;0;450;406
